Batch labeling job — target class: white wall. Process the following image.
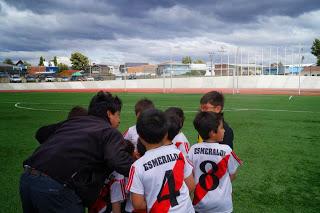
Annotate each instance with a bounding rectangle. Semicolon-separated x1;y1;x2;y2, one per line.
1;76;319;90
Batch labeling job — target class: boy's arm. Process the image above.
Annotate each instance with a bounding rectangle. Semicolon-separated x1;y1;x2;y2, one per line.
230;172;237;181
184;173;195;192
131;192;147;211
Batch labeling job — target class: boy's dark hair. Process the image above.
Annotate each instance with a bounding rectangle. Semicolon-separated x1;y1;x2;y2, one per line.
137;138;146;156
165;107;185;126
135;98;155;115
88;91;122;121
124;139;135;155
193;112;223;140
136;108;168;144
67;106;88;119
200;91;224;110
164;107;184;140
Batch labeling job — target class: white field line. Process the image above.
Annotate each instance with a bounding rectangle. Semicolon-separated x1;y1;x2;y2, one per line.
11;102;320;114
14;102;68;112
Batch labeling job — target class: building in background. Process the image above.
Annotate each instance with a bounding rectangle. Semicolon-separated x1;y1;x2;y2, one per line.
91;64;110;75
301;66;320;76
157;62;191;76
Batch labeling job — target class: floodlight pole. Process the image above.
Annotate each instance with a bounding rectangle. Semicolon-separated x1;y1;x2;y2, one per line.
298;46;303;95
218;47;225;76
124;65;127;92
209;52;214;76
261;48;264;75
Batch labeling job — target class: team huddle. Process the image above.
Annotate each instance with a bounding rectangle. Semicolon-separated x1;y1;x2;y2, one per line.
93;92;242;213
20;91;242;213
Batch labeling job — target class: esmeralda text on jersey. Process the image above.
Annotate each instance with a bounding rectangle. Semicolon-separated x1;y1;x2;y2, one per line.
143;153;179;171
194;147;226;156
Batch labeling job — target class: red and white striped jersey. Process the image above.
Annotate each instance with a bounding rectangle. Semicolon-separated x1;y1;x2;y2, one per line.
172;132;190;157
188;142;242;213
109;171;127;203
123;125;139;149
126;145;194;213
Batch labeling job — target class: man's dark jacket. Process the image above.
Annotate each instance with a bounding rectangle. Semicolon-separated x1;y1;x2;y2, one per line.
24;115;134;206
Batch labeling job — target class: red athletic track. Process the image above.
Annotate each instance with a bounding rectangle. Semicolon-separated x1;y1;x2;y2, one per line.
1;88;320;96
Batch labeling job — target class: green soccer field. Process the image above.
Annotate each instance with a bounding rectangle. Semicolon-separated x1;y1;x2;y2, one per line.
0;92;320;212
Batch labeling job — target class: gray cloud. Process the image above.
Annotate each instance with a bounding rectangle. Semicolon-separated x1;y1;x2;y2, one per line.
0;0;319;64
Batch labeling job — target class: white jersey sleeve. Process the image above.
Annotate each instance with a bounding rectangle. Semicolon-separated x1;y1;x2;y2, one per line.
126;165;144;195
228;151;242;175
123;125;139;149
109;172;127;203
172;132;190;157
182;152;193;178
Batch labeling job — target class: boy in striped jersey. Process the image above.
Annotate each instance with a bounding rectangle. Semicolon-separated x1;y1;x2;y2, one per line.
127;109;195;213
123;98;155;151
189;112;242;213
164;107;190;157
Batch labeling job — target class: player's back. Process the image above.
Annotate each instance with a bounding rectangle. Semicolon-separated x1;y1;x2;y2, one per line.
127;145;194;213
188;142;241;213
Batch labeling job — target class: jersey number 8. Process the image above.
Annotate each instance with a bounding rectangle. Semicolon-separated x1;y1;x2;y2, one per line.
199;160;219;191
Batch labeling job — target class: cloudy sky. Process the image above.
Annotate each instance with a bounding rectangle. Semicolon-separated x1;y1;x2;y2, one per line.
0;0;319;65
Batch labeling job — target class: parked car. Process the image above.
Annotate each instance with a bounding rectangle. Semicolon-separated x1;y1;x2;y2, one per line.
10;75;22;83
128;74;137;79
45;76;56;82
61;76;70;82
94;76;104;81
85;76;95;81
70;76;85;81
26;76;36;82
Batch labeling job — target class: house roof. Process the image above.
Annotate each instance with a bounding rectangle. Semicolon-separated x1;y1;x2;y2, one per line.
16;60;24;65
125;63;148;67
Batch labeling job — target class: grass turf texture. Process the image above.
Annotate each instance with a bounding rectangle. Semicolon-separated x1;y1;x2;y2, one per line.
0;92;320;212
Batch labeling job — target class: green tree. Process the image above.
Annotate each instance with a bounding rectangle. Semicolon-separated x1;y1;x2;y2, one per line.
53;56;58;66
70;52;89;70
58;63;69;72
182;56;192;64
39;56;45;66
3;58;14;65
311;38;320;66
193;59;205;64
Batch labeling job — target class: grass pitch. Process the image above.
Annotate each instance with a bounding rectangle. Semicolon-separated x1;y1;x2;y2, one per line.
0;92;320;212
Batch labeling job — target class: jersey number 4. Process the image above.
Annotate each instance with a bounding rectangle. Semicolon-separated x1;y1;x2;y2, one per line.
157;170;180;207
199;160;220;191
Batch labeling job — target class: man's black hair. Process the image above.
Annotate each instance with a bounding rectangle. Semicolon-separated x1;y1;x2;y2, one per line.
164;107;184;140
124;139;135;155
137;138;146;156
88;91;122;122
193;112;223;140
136;108;168;144
67;106;88;119
135;98;155;115
200;91;224;109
